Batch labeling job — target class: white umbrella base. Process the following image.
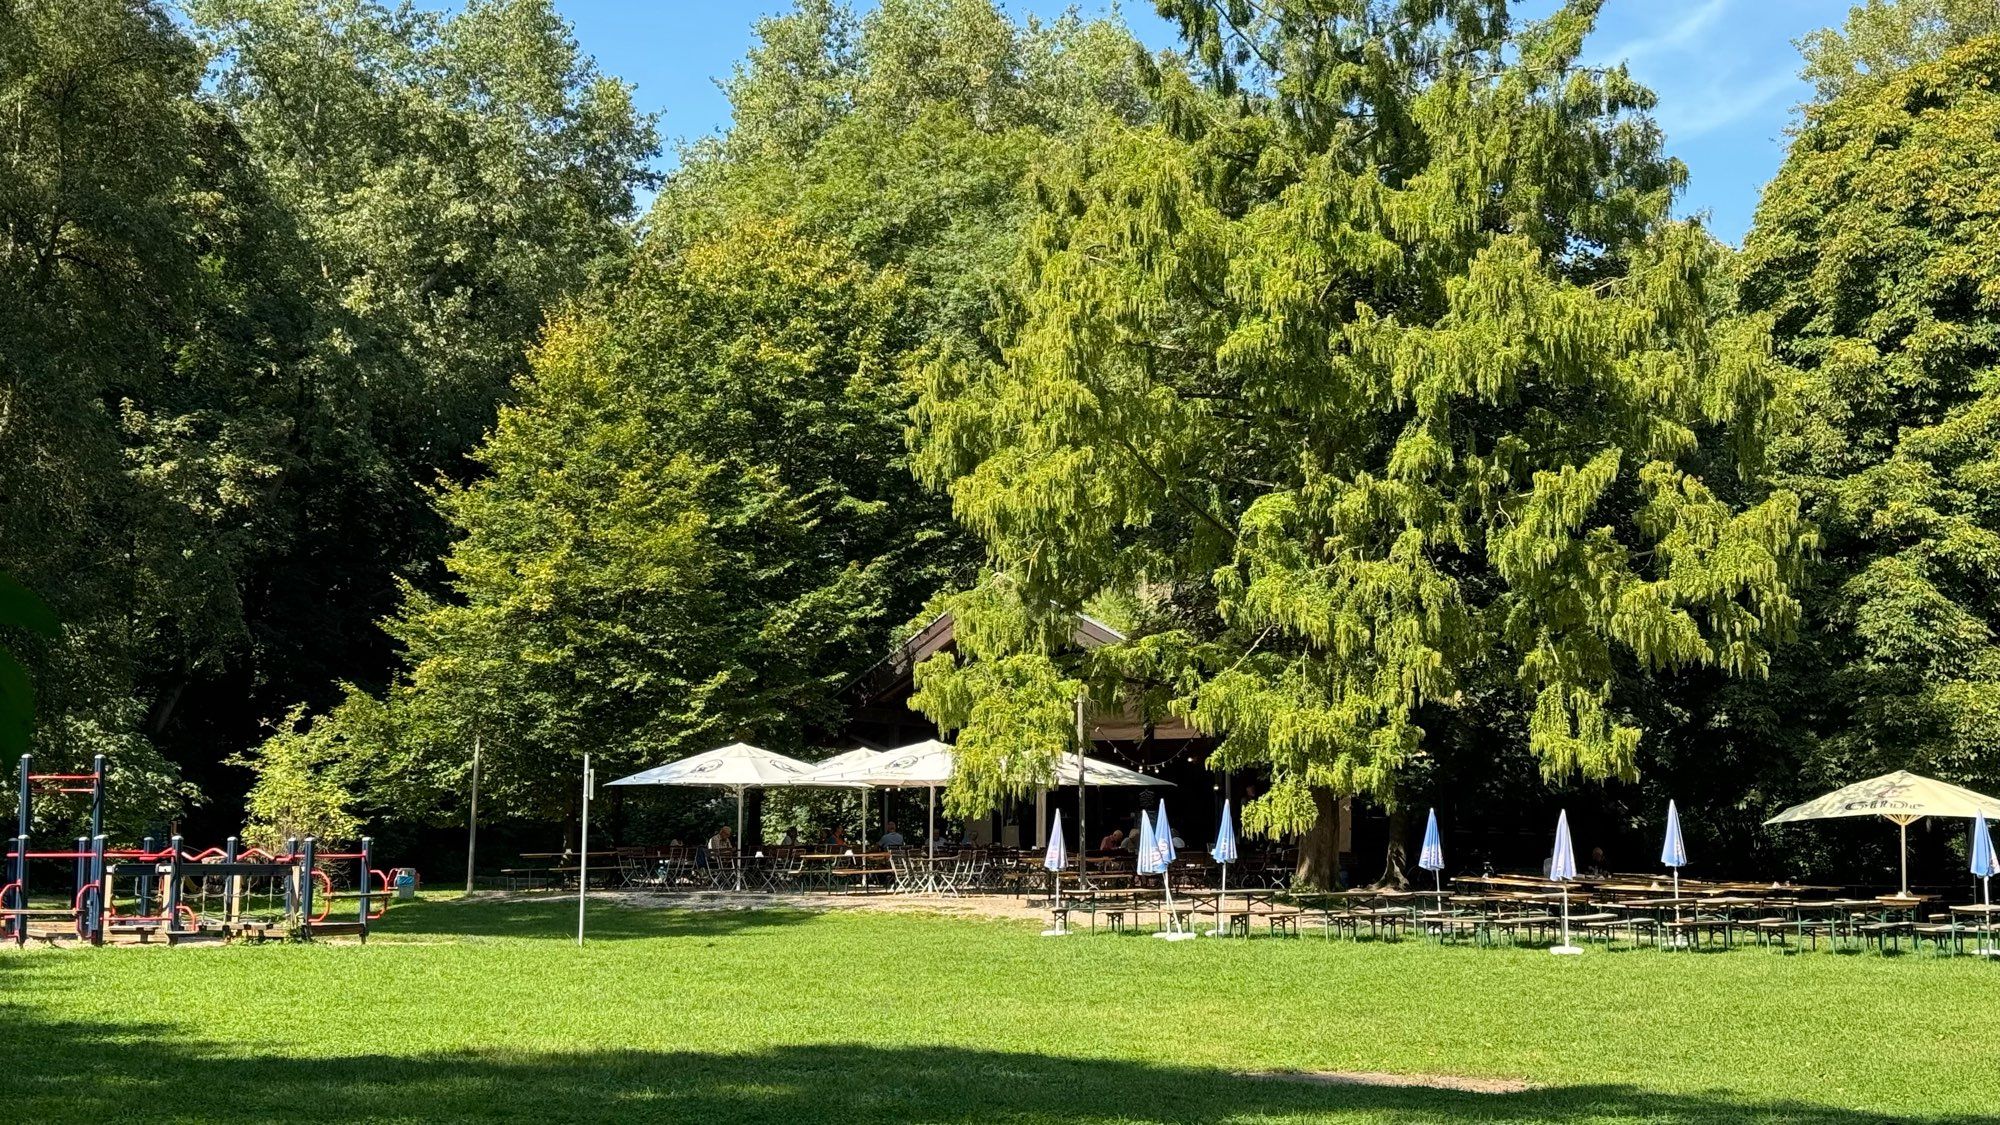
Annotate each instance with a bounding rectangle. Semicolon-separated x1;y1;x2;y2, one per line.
1972;946;2000;957
1039;927;1071;937
1550;945;1584;955
1153;930;1199;941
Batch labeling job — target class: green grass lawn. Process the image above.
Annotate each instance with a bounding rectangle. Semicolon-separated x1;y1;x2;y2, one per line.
1;895;1995;1123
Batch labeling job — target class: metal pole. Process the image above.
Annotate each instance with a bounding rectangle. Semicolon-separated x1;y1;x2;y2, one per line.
165;834;183;935
466;732;481;894
89;833;105;945
359;835;373;943
1075;694;1087;888
300;836;317;940
225;835;240;926
578;755;592;945
734;785;745;891
1900;818;1911;897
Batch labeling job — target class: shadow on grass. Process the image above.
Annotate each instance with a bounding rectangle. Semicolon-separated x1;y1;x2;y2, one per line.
370;894;822;941
0;954;1986;1125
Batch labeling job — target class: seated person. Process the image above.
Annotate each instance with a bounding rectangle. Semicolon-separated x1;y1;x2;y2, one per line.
706;824;733;853
1122;828;1142;853
877;820;906;848
780;827;800;847
1099;828;1125;851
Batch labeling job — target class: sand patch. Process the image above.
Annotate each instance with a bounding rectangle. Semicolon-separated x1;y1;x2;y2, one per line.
1242;1070;1536;1095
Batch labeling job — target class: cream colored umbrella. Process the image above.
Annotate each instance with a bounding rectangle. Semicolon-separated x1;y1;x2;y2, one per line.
796;748;881;846
1764;770;2000;896
607;742;816;887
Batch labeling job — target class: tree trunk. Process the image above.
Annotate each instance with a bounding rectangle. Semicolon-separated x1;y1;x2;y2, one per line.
1294;787;1343;890
1379;801;1411;889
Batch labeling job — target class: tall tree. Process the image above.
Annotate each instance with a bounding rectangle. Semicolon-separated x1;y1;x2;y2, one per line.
260;0;1159;834
908;0;1810;884
1741;34;2000;798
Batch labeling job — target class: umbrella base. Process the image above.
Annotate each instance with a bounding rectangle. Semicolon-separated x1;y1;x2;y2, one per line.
1972;946;2000;957
1153;930;1198;942
1550;944;1583;956
1039;927;1071;937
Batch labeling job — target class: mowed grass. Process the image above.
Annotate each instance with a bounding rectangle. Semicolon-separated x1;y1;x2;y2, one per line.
1;895;1996;1123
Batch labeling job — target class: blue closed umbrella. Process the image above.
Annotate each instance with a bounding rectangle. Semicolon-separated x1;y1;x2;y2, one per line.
1974;810;1996;955
1549;810;1581;954
1661;800;1689;869
1134;812;1157;874
1418;808;1445;912
1041;810;1069;936
1211;800;1239;937
1148;801;1191;939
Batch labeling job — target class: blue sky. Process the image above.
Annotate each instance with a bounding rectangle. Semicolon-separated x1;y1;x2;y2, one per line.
544;0;1838;245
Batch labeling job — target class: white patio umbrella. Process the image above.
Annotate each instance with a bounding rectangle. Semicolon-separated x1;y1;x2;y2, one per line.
1209;799;1238;937
1041;809;1069;937
1661;799;1690;946
811;739;1169;861
606;741;815;888
1764;770;2000;897
796;748;880;846
811;739;954;857
1549;809;1582;956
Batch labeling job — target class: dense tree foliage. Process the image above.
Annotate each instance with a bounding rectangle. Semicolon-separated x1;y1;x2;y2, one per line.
1741;35;2000;796
0;0;654;836
1798;0;2000;102
906;0;1811;880
260;0;1163;833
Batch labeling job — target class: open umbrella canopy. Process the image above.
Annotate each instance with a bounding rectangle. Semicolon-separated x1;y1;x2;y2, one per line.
793;748;881;787
809;739;954;787
1763;771;2000;825
810;740;1173;789
605;742;814;788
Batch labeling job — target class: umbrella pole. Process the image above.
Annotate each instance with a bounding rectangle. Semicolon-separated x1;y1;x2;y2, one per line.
1075;694;1087;891
736;787;746;891
1899;818;1910;897
1217;862;1227;937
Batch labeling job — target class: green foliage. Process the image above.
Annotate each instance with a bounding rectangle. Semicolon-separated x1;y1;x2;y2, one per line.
1797;0;2000;102
0;0;656;832
285;0;1161;829
910;0;1810;835
1741;36;2000;793
231;704;365;849
0;571;58;760
323;222;935;820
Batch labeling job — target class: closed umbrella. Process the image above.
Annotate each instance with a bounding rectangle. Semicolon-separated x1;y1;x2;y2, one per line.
1973;809;1996;957
1661;800;1690;946
1550;809;1582;955
1210;800;1239;937
1418;808;1445;913
1764;770;2000;897
1151;799;1192;940
1041;810;1070;936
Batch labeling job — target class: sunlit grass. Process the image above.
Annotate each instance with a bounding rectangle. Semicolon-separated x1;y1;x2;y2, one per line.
0;893;1994;1122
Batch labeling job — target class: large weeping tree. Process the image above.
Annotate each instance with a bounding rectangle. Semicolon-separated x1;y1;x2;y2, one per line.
908;0;1811;884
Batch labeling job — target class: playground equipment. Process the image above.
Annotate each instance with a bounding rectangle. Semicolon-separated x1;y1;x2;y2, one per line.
3;755;392;946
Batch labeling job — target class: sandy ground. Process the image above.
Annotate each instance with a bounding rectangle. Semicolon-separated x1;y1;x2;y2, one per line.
479;888;1055;922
